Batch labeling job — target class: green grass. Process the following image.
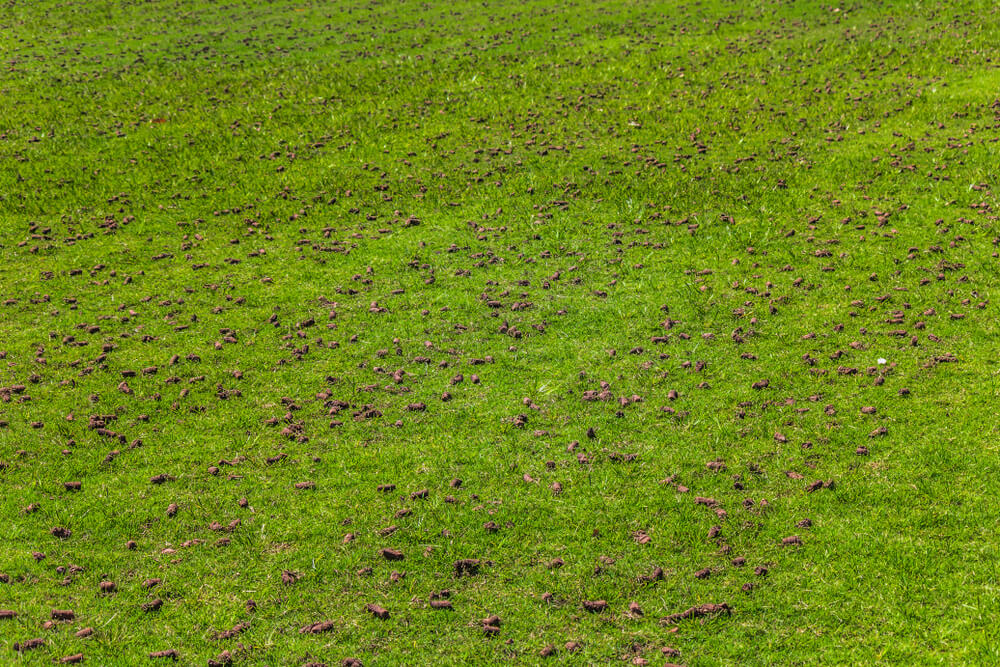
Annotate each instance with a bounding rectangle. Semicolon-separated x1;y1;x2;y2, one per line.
2;0;1000;664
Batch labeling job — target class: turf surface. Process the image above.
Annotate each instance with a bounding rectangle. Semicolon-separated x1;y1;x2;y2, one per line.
2;0;1000;664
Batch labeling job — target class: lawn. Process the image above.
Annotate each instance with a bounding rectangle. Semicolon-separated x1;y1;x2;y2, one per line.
2;0;1000;664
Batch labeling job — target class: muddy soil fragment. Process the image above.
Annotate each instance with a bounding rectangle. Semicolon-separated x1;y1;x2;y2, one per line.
299;621;335;634
208;651;233;666
482;614;501;634
632;530;651;544
454;559;480;576
638;566;665;583
13;638;45;651
660;603;731;624
142;598;163;612
365;603;390;619
213;622;249;640
149;649;179;659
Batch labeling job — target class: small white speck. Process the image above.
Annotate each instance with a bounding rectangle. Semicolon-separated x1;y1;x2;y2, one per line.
877;358;887;365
